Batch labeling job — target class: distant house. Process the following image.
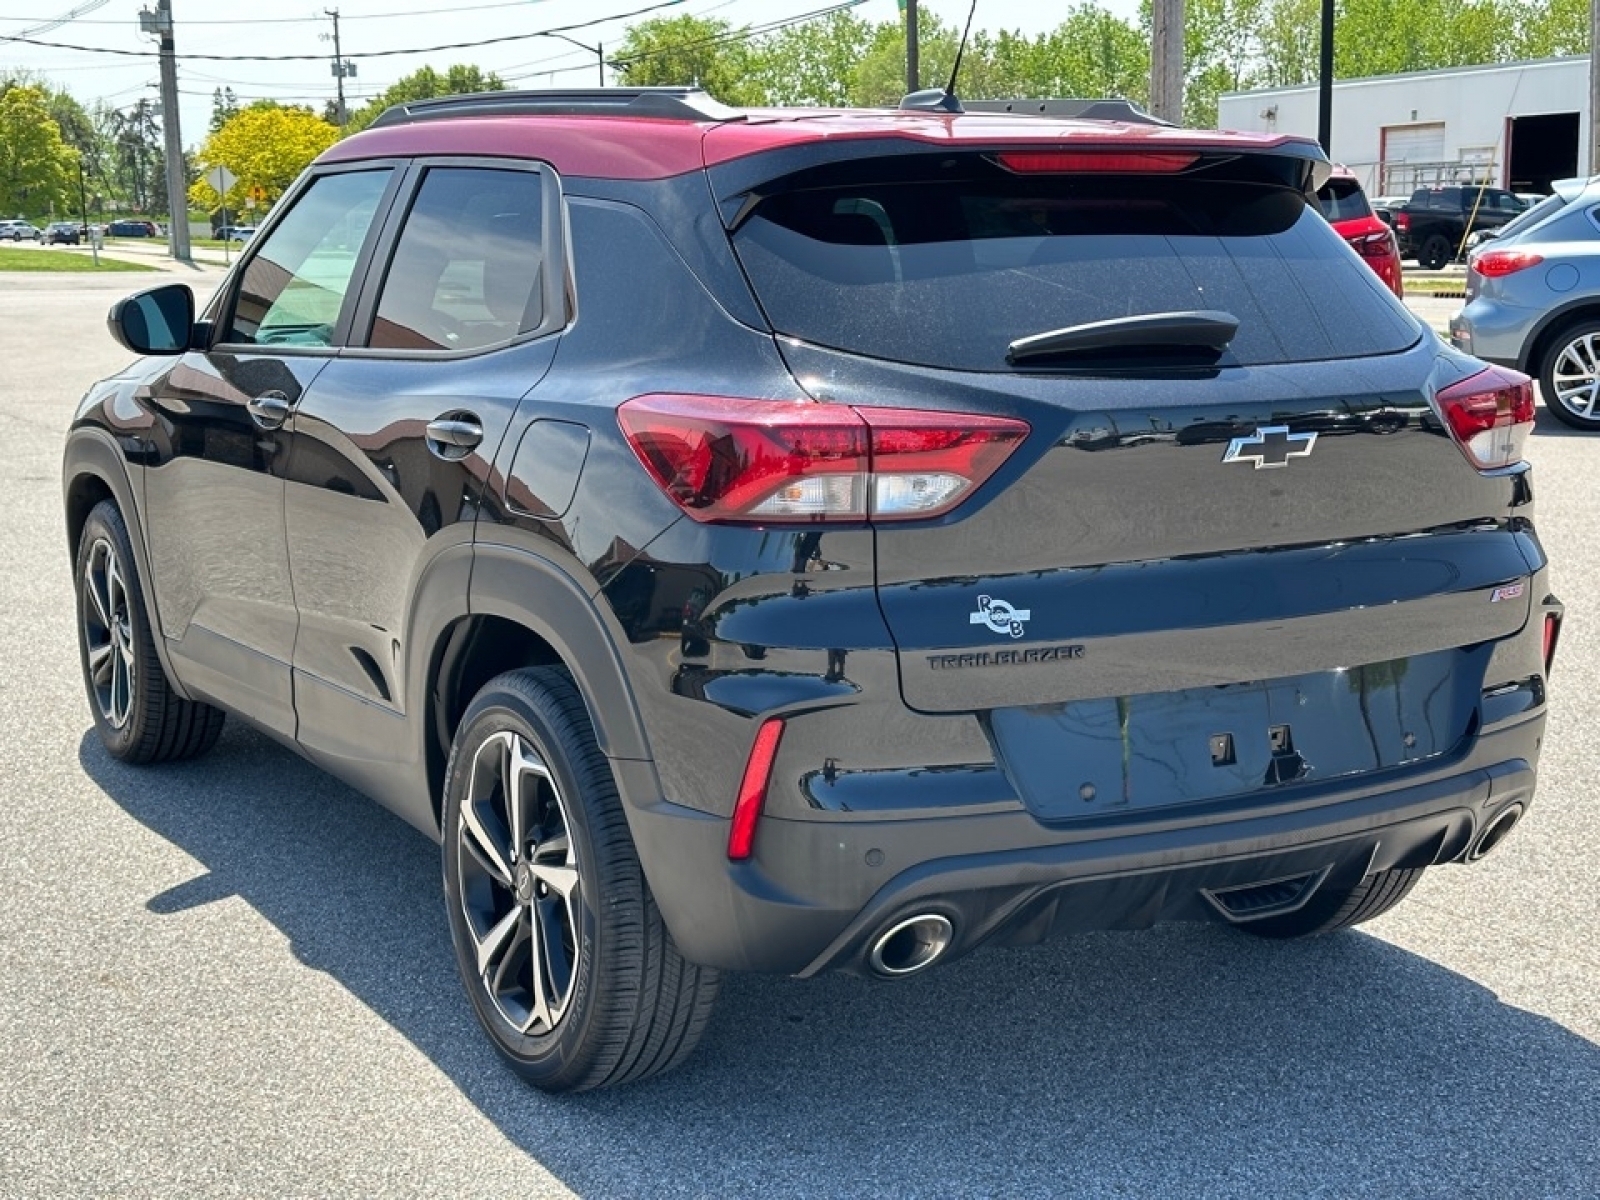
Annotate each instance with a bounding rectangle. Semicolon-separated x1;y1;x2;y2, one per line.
1219;56;1586;197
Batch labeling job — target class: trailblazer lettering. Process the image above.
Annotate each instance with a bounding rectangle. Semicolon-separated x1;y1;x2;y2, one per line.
927;644;1086;670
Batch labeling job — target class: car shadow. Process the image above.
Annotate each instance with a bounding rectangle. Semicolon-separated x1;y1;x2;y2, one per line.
1532;405;1595;439
82;724;1600;1197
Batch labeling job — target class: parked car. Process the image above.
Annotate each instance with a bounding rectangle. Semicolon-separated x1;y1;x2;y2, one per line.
106;219;159;237
1369;194;1409;227
1467;178;1586;250
1452;176;1600;429
0;220;44;242
65;87;1561;1093
1395;186;1526;269
44;221;81;245
218;224;256;242
1315;168;1404;296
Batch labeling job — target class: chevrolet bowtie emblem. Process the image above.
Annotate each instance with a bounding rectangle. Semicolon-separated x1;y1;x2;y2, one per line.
1222;425;1317;469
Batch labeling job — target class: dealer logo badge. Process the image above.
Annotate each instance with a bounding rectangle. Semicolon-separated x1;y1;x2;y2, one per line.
970;595;1030;639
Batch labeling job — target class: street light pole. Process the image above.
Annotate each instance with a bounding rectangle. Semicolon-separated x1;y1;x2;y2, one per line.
540;32;607;86
1318;0;1335;153
905;0;919;94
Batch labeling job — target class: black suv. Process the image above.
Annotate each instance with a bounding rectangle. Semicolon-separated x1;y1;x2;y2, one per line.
64;89;1561;1093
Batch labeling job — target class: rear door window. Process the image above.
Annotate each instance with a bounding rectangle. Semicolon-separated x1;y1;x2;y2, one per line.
1315;179;1372;222
731;157;1418;371
367;165;547;353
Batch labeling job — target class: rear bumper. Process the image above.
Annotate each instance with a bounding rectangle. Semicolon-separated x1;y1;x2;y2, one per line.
621;710;1543;976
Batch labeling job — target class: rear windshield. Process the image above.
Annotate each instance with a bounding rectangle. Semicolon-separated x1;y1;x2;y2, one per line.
1316;178;1372;221
732;159;1419;371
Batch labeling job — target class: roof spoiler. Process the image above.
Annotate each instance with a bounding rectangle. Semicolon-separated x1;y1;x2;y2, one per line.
961;98;1174;127
370;87;741;129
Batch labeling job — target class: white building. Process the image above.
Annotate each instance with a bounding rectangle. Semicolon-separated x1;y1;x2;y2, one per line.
1217;56;1586;198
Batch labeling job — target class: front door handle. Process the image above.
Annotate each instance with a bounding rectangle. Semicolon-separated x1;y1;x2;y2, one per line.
426;413;483;461
247;390;292;429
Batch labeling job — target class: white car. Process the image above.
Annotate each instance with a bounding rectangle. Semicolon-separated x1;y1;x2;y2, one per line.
0;220;44;242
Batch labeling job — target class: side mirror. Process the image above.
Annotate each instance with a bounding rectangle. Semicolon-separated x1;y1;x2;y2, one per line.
107;284;195;355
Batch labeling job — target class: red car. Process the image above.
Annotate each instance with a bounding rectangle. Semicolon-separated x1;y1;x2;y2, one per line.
1317;168;1404;297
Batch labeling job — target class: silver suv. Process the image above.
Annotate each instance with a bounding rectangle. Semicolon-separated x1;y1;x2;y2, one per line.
1450;176;1600;429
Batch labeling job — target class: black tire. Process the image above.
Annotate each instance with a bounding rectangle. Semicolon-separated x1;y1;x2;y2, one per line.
1236;867;1424;939
441;667;719;1093
74;500;226;764
1537;319;1600;431
1418;234;1453;271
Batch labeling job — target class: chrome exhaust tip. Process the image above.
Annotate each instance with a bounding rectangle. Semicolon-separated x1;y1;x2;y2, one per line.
867;913;954;978
1468;804;1524;861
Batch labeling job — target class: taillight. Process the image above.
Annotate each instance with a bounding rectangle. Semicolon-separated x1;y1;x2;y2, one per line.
995;151;1199;174
728;718;784;861
1396;212;1411;231
1434;365;1535;471
1348;230;1393;258
1471;249;1544;278
1543;612;1560;674
618;394;1029;523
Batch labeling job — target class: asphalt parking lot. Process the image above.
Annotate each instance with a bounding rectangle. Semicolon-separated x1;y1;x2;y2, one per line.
1;267;1596;1198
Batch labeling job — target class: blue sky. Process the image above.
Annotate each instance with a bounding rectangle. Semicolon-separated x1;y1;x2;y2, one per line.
2;0;1146;153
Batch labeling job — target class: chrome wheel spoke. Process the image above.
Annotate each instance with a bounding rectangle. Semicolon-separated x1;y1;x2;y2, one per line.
474;903;523;979
461;731;515;887
529;860;579;901
87;642;113;684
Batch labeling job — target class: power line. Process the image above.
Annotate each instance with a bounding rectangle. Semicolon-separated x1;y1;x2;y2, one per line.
0;0;690;59
0;0;561;27
606;0;865;68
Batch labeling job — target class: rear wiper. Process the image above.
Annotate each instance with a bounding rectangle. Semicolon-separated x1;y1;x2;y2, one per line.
1007;310;1239;364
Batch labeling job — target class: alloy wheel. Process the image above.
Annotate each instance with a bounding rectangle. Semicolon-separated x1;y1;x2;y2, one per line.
455;729;581;1036
81;537;136;729
1551;333;1600;421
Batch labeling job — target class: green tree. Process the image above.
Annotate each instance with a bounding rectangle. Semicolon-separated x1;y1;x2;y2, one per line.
190;105;340;213
748;11;876;106
612;15;764;105
0;85;78;216
343;64;506;135
1019;7;1149;104
210;87;241;134
1516;0;1587;56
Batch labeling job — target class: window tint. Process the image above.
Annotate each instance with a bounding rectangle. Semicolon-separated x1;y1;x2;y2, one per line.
732;164;1419;371
369;166;544;352
1315;179;1372;222
228;169;391;347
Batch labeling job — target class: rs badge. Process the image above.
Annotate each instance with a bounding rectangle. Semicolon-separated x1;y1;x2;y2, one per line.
970;595;1030;639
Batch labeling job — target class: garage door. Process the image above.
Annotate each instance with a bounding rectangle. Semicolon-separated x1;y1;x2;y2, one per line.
1383;123;1446;191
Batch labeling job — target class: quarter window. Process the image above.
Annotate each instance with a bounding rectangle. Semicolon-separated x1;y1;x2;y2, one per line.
369;166;546;353
227;169;392;347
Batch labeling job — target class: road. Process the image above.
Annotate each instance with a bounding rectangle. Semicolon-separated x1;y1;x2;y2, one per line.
1;270;1596;1198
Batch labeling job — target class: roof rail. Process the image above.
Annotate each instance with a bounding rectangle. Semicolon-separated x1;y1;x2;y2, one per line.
369;87;743;129
962;98;1173;127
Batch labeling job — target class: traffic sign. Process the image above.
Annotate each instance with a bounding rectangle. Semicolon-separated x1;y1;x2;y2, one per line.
205;165;237;195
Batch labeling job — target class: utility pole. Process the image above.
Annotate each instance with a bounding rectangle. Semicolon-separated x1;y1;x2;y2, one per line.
1318;0;1335;153
140;0;190;262
1150;0;1183;124
905;0;919;94
1590;0;1600;172
325;9;356;126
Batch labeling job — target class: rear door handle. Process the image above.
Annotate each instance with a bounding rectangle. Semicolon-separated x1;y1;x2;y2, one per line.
247;390;292;429
426;414;483;461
